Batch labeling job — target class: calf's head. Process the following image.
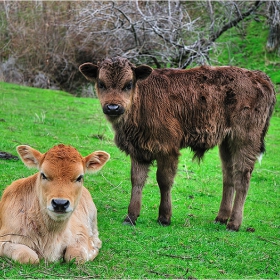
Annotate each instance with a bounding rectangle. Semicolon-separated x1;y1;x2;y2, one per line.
79;57;153;122
17;144;110;222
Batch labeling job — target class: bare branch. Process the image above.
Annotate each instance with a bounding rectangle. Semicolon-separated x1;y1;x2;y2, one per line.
181;1;263;68
210;1;262;42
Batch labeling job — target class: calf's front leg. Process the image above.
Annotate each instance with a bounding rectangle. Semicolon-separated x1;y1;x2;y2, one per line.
0;242;39;264
64;246;95;264
216;139;235;224
156;155;178;226
64;238;100;263
124;158;150;225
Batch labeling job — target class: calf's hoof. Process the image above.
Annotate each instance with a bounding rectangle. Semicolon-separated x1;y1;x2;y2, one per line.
123;215;136;226
13;249;39;264
157;216;171;226
214;216;229;225
64;248;88;264
226;221;240;232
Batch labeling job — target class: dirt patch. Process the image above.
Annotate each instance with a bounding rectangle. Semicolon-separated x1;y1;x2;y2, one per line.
0;151;19;160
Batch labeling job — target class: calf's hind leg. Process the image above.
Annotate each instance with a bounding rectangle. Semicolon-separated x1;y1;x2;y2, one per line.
226;143;256;231
227;156;254;231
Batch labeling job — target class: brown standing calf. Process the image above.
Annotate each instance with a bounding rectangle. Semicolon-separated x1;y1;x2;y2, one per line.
80;57;276;231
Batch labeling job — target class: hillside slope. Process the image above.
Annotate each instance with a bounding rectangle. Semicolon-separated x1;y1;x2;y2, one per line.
210;16;280;85
0;77;279;278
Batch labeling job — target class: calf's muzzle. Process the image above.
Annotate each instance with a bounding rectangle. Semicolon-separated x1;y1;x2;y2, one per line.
103;104;125;116
51;199;70;213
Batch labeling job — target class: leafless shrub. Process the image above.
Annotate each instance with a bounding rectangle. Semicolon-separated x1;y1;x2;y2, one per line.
33;73;50;89
0;1;273;93
0;57;24;84
80;84;96;98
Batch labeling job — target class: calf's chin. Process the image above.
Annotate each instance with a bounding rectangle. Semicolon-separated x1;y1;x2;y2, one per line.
47;209;73;222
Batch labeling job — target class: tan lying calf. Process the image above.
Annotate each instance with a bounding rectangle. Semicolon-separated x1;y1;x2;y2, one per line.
0;144;110;264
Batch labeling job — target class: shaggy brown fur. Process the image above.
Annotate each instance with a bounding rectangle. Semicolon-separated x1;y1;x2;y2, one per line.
80;57;276;231
0;144;110;263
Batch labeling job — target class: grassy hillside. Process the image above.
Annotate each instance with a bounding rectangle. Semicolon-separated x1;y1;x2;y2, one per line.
0;81;279;279
210;16;280;85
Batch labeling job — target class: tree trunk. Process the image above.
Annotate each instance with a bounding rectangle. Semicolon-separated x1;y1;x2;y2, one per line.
266;1;280;53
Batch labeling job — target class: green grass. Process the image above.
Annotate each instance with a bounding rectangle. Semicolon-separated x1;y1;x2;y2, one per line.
211;16;280;85
0;80;279;279
1;17;280;278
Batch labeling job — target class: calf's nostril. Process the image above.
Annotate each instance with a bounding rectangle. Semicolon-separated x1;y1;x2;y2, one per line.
107;104;120;111
103;104;124;116
51;199;70;212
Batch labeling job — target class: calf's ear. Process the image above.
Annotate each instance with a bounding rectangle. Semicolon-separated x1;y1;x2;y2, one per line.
16;145;43;169
135;65;153;81
84;151;110;173
79;63;98;82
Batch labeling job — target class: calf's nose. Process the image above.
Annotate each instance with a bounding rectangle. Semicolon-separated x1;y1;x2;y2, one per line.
107;104;120;111
51;199;70;212
103;104;124;116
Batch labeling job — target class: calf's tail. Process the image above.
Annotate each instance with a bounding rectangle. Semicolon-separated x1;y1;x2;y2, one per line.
258;78;276;164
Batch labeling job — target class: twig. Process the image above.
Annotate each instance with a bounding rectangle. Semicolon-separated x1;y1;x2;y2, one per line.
257;236;279;245
148;270;183;278
160;253;193;260
101;174;122;190
181;0;263;68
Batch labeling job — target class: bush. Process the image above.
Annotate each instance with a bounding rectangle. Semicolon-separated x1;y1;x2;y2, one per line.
0;1;277;94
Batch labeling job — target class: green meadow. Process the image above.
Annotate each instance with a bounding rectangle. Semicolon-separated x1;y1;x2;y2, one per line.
0;80;279;279
0;16;280;279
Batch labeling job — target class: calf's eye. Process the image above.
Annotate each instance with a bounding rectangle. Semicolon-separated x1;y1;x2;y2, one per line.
98;81;106;89
76;175;84;182
123;81;133;91
41;172;48;180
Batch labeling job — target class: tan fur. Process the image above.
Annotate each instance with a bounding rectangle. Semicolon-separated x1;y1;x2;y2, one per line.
0;144;110;264
79;57;276;231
